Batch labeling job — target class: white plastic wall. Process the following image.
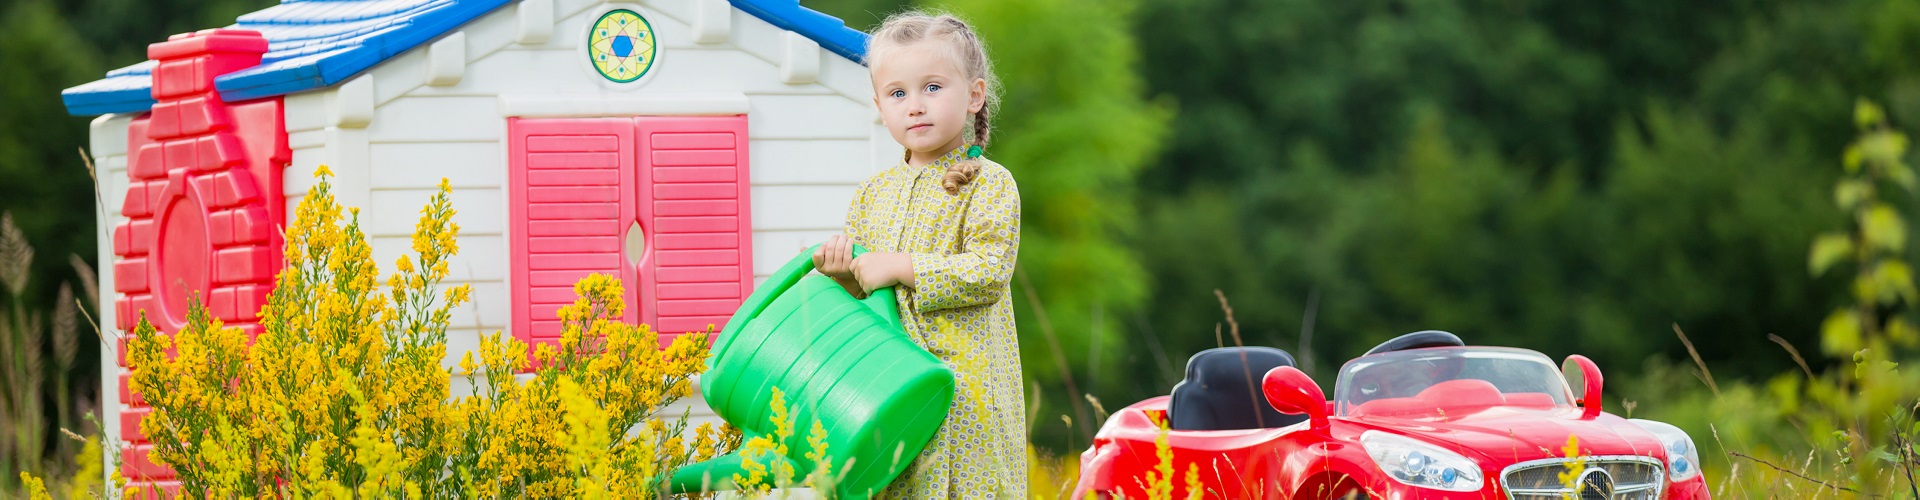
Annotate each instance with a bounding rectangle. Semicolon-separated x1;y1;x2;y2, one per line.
89;112;134;471
275;0;902;423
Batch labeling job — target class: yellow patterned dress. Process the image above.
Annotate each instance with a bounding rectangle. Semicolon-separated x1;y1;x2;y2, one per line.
846;147;1027;498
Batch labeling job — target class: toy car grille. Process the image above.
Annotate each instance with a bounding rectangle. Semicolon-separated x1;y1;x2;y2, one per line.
1501;457;1664;500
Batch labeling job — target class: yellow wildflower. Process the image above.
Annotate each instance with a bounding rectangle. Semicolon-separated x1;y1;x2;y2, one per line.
18;472;50;500
1558;434;1587;498
122;167;732;499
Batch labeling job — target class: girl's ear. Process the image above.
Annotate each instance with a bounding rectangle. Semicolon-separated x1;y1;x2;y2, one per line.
969;77;987;113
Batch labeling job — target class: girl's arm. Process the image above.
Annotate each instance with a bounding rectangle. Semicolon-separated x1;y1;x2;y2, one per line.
905;166;1020;312
821;179;877;299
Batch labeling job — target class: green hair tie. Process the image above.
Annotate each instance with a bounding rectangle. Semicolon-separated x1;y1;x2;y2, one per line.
965;145;984;158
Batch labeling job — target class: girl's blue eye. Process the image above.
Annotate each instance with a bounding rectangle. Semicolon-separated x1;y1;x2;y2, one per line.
925;83;941;93
890;89;906;99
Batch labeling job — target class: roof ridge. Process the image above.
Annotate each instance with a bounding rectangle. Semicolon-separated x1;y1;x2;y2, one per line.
62;0;871;116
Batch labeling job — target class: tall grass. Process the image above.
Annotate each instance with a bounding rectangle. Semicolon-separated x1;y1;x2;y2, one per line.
0;208;101;495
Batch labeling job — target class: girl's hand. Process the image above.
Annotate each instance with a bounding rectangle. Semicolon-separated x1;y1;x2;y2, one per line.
813;235;867;298
852;252;915;293
813;235;856;280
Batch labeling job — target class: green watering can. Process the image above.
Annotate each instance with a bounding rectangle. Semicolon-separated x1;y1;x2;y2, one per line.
668;245;955;497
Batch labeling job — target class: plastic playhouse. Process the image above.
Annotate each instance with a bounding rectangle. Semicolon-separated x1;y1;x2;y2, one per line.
61;0;908;491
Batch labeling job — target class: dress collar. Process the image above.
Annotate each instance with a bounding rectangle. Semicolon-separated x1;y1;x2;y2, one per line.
902;146;971;173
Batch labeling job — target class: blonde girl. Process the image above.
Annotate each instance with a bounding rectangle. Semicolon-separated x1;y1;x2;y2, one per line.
810;10;1026;498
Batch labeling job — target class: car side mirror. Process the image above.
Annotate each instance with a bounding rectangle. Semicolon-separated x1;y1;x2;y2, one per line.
1262;366;1329;429
1562;355;1603;419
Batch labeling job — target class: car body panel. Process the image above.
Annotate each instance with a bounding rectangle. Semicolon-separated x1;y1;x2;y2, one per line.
1073;347;1713;499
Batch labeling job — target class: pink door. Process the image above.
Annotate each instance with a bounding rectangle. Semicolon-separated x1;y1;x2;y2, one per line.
635;116;753;345
509;116;752;363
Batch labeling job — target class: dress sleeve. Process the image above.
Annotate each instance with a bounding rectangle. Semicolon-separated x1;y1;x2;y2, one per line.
845;176;877;248
910;166;1021;312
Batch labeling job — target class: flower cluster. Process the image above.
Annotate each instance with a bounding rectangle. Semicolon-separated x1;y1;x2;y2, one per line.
452;274;733;498
123;167;738;498
1141;411;1202;500
727;386;837;495
1556;433;1587;497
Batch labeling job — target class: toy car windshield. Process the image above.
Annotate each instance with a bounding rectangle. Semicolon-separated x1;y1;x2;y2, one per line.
1333;347;1574;418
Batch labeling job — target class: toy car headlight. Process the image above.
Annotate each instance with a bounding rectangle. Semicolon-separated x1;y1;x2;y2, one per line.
1360;431;1485;491
1629;419;1702;481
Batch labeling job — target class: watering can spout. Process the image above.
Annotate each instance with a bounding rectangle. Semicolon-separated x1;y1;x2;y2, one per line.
668;244;953;498
669;451;747;493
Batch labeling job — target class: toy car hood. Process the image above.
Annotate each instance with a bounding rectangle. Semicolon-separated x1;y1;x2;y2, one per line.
1344;406;1670;464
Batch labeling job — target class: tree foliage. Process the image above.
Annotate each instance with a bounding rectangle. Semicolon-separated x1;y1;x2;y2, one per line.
14;0;1920;458
1120;0;1920;393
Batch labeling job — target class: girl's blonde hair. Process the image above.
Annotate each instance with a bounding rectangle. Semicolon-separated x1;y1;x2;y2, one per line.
866;11;1000;194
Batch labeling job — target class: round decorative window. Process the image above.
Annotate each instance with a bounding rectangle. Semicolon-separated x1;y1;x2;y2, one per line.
587;9;658;83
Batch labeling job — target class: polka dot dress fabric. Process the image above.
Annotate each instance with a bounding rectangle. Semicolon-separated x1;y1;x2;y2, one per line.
846;147;1027;498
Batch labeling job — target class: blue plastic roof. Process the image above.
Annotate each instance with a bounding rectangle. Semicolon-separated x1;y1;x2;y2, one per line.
62;0;871;116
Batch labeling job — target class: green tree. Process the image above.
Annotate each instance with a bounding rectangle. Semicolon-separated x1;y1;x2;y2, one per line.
0;0;274;484
1797;100;1920;495
1119;0;1920;392
0;0;108;316
0;0;272;318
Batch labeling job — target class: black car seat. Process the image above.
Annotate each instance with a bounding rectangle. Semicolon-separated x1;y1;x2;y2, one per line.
1361;330;1464;357
1167;346;1307;431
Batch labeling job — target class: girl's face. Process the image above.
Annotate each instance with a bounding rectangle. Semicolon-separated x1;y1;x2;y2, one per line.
870;42;986;163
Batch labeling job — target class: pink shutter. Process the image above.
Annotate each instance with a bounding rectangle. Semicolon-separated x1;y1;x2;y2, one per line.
635;116;753;347
508;118;635;361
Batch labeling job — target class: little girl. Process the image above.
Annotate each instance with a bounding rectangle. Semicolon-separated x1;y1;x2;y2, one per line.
810;10;1026;499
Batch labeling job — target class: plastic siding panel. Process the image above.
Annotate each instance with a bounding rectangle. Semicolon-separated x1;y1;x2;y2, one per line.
368;142;506;189
365;188;505;237
366;96;499;142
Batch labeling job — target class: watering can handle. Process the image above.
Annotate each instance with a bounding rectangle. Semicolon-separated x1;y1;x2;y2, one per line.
719;243;902;339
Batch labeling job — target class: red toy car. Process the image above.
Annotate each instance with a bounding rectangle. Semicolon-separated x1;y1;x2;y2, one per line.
1072;331;1710;499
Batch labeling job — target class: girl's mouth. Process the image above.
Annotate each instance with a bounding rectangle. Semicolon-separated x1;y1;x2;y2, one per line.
908;124;932;132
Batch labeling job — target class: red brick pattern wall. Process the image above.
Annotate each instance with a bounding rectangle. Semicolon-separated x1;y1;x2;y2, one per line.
111;29;287;497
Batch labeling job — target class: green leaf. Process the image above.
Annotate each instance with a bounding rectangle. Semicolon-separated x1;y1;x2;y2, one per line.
1881;317;1912;344
1860;203;1907;252
1871;446;1899;464
1822;309;1863;356
1857;99;1886;130
1859;132;1910;170
1845;144;1865;173
1892;315;1920;347
1834;179;1872;209
1890;161;1920;193
1767;375;1803;414
1810;233;1854;276
1875;260;1920;305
